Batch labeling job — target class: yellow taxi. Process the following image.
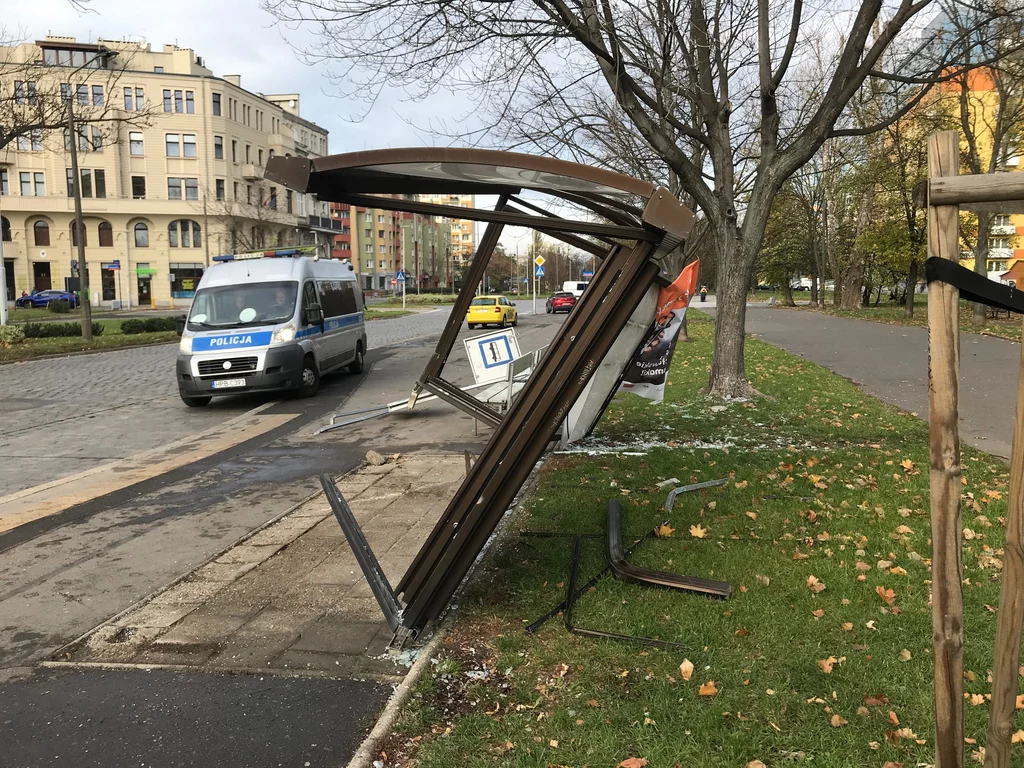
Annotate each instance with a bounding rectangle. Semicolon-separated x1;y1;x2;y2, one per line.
466;295;518;329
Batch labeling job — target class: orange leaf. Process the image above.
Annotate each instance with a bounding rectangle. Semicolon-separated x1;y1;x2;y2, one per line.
655;523;674;538
746;511;757;520
876;586;896;605
830;714;848;727
889;710;900;725
864;694;889;706
807;575;826;593
587;699;601;708
818;656;838;674
699;680;718;696
618;759;648;768
680;659;694;681
842;622;854;631
689;524;708;539
812;609;825;619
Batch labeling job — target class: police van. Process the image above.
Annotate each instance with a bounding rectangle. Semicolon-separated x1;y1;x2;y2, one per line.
176;247;367;407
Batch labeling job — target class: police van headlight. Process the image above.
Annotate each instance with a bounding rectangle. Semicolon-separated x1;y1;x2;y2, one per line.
179;335;193;354
271;324;296;344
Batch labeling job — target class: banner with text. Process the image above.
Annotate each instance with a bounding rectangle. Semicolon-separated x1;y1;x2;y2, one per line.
617;260;700;402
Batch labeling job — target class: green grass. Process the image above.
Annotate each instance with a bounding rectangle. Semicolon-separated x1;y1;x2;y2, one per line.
8;305;91;323
0;328;176;362
389;316;1010;768
784;298;1021;341
376;294;458;306
365;308;413;321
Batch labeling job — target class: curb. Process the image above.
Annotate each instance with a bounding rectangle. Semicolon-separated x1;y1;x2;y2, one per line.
344;626;448;768
0;338;177;366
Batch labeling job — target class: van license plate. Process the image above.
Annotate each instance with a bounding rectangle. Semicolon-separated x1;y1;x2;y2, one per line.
212;378;246;389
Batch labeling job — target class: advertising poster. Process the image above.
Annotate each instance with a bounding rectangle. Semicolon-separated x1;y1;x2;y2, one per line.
617;259;700;402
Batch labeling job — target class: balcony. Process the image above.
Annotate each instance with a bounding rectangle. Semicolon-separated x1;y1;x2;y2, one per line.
991;223;1016;236
308;215;343;233
988;247;1013;260
241;164;262;181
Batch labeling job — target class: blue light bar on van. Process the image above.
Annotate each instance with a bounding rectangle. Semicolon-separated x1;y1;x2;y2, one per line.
212;245;319;262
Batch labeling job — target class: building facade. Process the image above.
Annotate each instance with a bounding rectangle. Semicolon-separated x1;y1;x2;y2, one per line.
421;194;475;265
1;36;331;307
331;200;452;292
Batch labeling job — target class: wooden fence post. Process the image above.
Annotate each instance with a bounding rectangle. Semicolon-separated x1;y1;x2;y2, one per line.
928;129;965;768
983;318;1024;768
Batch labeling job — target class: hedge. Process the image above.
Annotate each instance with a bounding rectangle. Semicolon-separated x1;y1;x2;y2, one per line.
121;316;178;334
47;299;72;314
21;322;104;338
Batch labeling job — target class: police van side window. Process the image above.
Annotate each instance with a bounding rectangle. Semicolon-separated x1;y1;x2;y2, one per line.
318;280;359;318
302;281;318;323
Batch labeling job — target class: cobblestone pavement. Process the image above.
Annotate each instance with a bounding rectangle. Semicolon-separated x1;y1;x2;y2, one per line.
0;308;460;496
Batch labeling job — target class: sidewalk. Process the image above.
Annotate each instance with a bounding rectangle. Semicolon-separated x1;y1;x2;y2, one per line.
52;453;466;678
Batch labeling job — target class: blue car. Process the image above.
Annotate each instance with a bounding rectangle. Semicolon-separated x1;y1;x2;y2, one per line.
16;289;80;309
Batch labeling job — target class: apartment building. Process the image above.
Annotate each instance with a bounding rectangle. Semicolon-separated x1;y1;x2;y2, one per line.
331;201;452;292
421;193;475;264
0;36;333;307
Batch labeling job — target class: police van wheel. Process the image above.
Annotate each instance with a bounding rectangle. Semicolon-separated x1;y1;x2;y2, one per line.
298;356;320;398
181;394;211;408
348;345;364;374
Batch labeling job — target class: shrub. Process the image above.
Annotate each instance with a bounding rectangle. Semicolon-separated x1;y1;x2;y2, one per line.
0;325;26;346
121;319;145;334
47;299;72;314
21;321;104;338
123;316;177;334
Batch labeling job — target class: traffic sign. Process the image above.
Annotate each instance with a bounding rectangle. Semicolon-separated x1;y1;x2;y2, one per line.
582;270;594;278
534;255;545;267
396;270;406;282
535;266;545;277
391;278;397;286
108;259;121;271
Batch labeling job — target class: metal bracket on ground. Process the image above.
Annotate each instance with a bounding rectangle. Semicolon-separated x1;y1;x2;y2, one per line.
664;478;728;511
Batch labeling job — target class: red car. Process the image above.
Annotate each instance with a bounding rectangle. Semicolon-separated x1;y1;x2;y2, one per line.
545;291;577;314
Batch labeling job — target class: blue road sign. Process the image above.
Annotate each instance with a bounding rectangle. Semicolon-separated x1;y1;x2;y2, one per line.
535;266;545;277
396;270;406;281
523;277;528;284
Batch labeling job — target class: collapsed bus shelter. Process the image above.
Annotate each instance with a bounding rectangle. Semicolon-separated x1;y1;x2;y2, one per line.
265;149;694;641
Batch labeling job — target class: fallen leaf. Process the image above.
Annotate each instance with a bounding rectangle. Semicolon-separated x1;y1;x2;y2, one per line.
1012;730;1024;744
618;759;648;768
735;628;750;637
586;699;601;708
812;609;825;619
792;551;810;560
549;739;559;748
680;659;694;682
745;762;767;768
655;523;674;538
890;566;908;576
756;574;770;586
736;480;748;489
889;710;900;725
876;586;896;605
969;694;985;706
857;706;871;716
877;560;893;570
881;763;904;768
842;622;854;631
972;747;986;764
893;727;919;740
855;561;872;572
818;656;839;674
901;459;915;471
985;489;1003;500
830;714;848;727
895;525;913;534
689;524;708;539
806;575;826;593
864;694;890;706
699;680;718;696
899;649;912;662
746;511;757;520
707;501;717;510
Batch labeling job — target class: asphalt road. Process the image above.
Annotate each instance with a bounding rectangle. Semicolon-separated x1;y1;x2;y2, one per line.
712;303;1020;458
0;302;560;767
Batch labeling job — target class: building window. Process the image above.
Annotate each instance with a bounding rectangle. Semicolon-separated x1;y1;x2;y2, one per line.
286;189;293;214
233;181;238;200
991;237;1011;250
70;222;87;247
268;188;277;210
258;149;263;166
134;222;149;247
379;245;385;254
213;136;223;160
378;229;384;238
364;229;371;238
66;169;75;197
174;90;183;113
185;178;198;200
123;87;133;110
215;179;225;201
165;134;180;157
378;214;384;223
365;244;373;253
77;84;88;105
168;178;182;200
364;212;371;222
135;88;144;110
212;92;221;116
379;260;386;268
185;91;194;113
170;263;204;298
131;176;146;199
33;220;50;246
365;260;372;269
153;66;164;73
245;145;251;163
94;169;106;199
91;127;103;151
129;131;144;155
168;221;202;249
231;140;237;162
0;170;7;196
246;184;252;204
182;134;197;158
17;135;29;151
80;169;93;198
92;85;104;106
98;221;113;247
163;89;172;112
34;172;44;196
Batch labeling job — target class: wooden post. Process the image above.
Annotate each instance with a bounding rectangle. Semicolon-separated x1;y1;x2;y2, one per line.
927;130;965;768
983;317;1024;768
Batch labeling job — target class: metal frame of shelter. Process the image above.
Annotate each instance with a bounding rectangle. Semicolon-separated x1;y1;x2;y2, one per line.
265;149;694;641
926;130;1024;768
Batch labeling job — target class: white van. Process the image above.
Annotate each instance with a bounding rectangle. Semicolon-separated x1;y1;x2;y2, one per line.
562;281;589;298
176;250;367;407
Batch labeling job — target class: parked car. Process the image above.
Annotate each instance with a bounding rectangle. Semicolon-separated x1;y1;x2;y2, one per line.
15;289;79;309
546;291;577;314
466;295;518;329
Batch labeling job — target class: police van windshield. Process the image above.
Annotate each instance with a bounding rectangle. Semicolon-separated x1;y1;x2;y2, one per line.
187;281;298;330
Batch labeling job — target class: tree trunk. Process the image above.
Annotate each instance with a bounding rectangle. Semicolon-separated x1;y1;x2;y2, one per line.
974;214;990;325
782;283;795;306
707;226;757;398
809;272;819;306
679;311;690;342
840;187;875;310
904;258;919;319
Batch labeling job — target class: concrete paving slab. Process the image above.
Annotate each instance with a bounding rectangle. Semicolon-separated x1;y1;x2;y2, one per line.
293;617;381;655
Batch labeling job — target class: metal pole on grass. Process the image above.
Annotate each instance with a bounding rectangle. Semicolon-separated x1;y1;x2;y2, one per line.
68;99;93;341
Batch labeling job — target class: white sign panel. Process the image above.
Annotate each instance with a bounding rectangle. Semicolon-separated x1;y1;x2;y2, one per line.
463;329;521;385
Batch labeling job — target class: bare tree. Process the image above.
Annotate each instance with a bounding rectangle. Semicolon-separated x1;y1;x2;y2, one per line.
264;0;1021;396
